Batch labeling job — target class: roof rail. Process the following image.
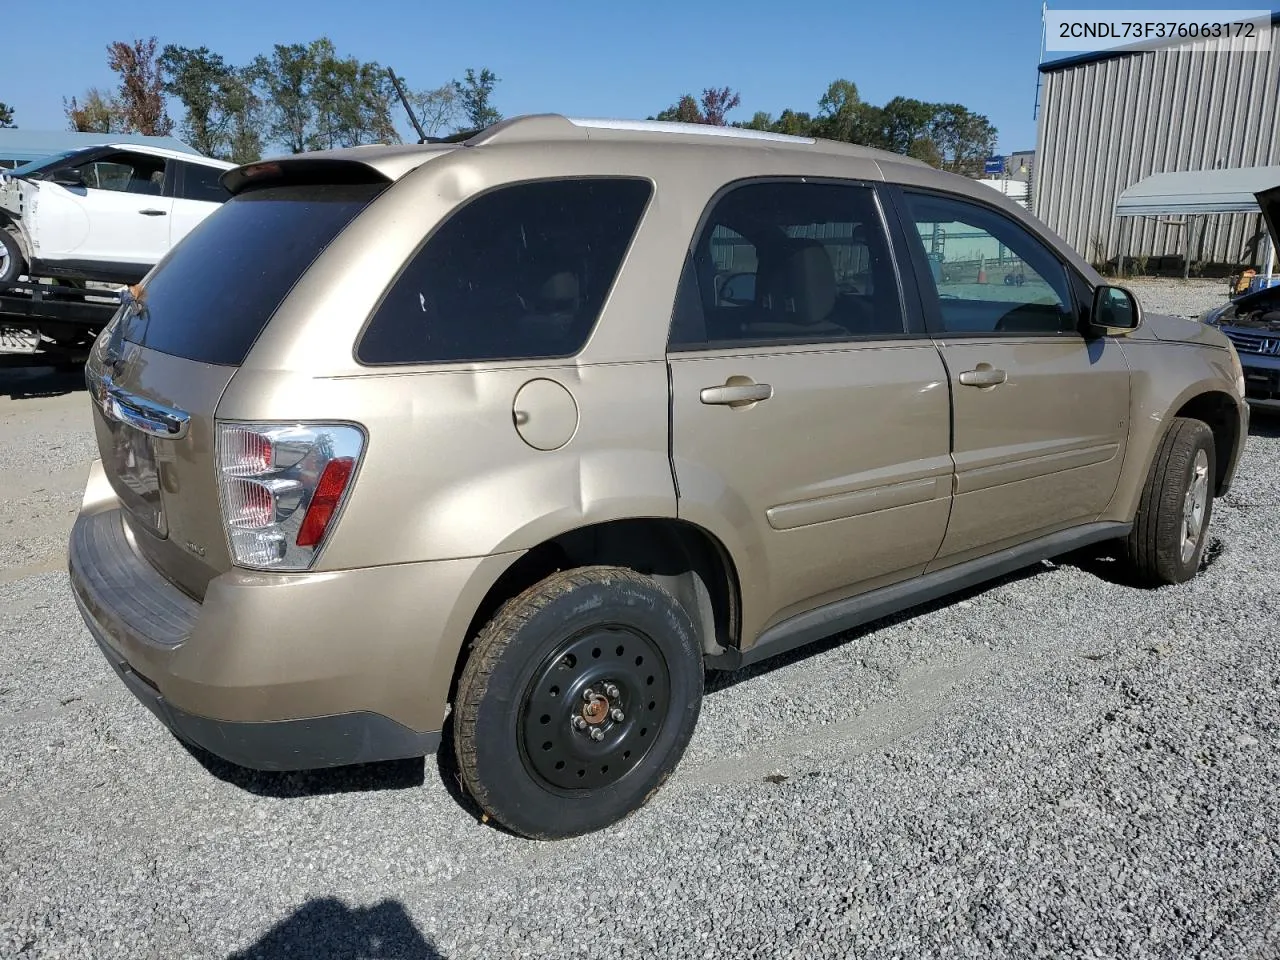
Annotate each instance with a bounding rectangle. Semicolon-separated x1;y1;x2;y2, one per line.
565;117;815;144
460;113;818;148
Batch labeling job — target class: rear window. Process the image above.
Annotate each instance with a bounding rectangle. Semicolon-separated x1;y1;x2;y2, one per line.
120;183;381;366
356;177;653;365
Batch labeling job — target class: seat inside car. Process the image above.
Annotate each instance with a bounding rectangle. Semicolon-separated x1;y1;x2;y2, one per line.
742;238;849;340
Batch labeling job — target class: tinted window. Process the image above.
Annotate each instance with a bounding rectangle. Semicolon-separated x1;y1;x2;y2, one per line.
672;181;905;348
902;191;1076;335
180;162;230;203
119;183;381;366
357;178;652;365
76;151;166;195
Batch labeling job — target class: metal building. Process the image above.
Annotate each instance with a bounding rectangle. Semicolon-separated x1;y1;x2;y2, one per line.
1033;12;1280;271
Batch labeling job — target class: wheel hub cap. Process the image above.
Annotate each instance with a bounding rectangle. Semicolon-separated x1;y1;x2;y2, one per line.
520;626;671;792
1180;448;1210;564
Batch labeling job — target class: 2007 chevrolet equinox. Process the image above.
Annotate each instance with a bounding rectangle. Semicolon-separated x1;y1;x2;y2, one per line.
69;115;1249;839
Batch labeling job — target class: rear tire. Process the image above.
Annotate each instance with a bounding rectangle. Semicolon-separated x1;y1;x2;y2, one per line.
1123;417;1216;586
0;230;25;284
453;565;703;840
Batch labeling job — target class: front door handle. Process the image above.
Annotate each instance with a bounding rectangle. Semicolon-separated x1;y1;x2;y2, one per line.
958;366;1007;387
138;208;167;216
699;378;773;407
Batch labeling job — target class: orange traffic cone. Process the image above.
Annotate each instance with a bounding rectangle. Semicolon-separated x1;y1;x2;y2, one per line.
977;257;987;284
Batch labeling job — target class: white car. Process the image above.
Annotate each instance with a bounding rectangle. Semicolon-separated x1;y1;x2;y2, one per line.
0;143;235;286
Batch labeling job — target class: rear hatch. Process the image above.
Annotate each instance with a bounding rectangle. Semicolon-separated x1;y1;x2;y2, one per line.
86;180;384;600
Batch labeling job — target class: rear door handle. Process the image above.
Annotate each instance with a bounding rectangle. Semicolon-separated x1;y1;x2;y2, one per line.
958;367;1007;387
699;380;773;407
138;209;167;216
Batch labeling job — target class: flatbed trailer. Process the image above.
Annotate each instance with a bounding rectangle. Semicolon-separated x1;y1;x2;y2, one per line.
0;279;120;365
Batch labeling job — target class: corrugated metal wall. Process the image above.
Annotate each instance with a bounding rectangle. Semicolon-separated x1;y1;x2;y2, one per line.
1034;21;1280;269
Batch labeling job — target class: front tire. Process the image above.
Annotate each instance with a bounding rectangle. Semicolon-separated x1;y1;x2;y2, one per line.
0;230;25;285
453;566;703;840
1124;417;1216;586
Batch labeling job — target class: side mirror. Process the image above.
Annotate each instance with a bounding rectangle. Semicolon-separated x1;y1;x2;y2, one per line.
1090;284;1143;336
50;167;85;188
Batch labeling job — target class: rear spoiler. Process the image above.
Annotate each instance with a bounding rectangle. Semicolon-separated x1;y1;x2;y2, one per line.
220;158;394;196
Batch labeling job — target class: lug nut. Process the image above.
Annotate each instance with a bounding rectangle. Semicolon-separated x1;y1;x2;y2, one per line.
604;684;620;698
590;728;605;742
582;688;595;702
611;708;625;722
573;716;587;730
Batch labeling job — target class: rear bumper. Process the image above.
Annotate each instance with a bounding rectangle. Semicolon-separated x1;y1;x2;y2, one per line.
78;597;440;770
67;480;510;771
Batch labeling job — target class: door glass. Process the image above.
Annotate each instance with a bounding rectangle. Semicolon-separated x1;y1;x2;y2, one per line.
76;152;166;195
671;180;905;348
902;191;1075;335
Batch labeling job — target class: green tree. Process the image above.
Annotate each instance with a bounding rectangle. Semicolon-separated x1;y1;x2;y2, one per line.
815;79;860;141
0;102;14;128
878;97;936;154
309;43;399;150
106;37;173;135
931;103;997;177
736;110;775;131
453;68;501;131
222;68;266;163
653;94;703;123
774;109;814;137
253;42;317;154
64;88;121;133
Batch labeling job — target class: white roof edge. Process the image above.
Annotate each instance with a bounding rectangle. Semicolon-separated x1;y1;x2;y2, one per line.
102;142;236;168
565;117;816;145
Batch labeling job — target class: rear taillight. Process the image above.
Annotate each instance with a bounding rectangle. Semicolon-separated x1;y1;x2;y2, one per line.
215;422;365;570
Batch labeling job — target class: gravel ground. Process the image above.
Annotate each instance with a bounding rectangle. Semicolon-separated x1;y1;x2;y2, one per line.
2;299;1279;958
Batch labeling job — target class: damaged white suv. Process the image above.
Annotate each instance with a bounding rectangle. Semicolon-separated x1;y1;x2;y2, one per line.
0;143;235;286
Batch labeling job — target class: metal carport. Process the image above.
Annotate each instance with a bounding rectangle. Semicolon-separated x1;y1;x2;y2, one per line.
1114;165;1280;286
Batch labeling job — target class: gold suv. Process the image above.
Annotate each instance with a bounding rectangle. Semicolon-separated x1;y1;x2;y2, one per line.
68;115;1249;839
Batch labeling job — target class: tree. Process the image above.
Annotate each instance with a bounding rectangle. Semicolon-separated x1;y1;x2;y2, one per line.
931;103;997;177
64;88;121;133
653;94;704;123
309;43;399;150
409;84;459;138
159;45;236;156
453;68;501;131
736;111;775;131
877;97;935;154
253;42;315;154
815;79;860;142
774;109;814;137
106;37;173;135
252;39;400;154
699;87;740;126
0;102;14;129
222;68;267;163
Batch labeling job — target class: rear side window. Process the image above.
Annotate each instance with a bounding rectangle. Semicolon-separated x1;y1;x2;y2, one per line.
120;183;381;366
179;161;231;203
356;178;652;365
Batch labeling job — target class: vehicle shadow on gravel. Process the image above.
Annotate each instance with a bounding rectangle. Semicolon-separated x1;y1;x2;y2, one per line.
228;896;444;959
704;565;1045;695
182;742;429;799
0;361;86;400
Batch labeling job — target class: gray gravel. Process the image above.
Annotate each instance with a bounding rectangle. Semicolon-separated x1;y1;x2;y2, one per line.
3;308;1280;958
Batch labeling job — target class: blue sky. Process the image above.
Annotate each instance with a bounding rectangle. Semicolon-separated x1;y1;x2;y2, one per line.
1;0;1272;154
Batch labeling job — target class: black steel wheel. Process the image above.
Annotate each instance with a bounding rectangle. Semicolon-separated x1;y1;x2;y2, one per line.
453;566;702;840
520;625;672;792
